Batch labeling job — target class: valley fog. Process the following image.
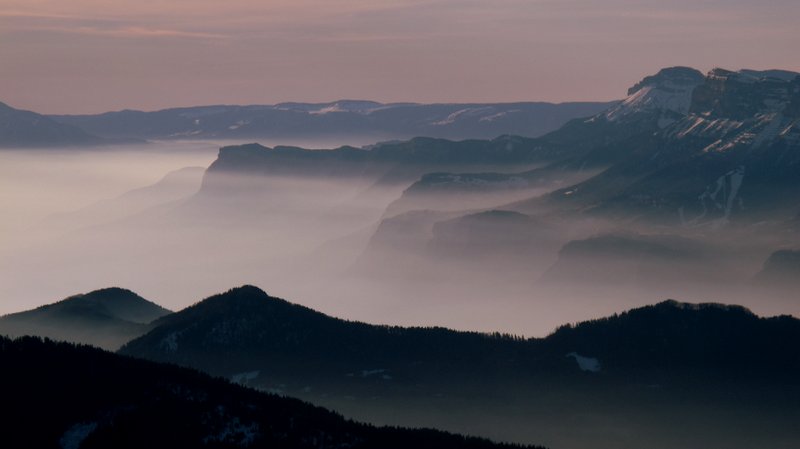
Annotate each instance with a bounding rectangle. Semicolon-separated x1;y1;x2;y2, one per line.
2;138;796;337
0;142;216;238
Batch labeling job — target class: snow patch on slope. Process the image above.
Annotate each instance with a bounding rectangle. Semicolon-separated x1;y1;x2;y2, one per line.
309;105;345;115
426;174;529;188
566;352;601;372
432;107;495;125
606;84;693;125
160;332;181;352
203;406;260;446
228;120;250;130
231;370;260;385
680;166;746;228
60;422;98;449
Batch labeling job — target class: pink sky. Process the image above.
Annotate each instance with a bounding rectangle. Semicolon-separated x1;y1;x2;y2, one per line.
1;0;798;114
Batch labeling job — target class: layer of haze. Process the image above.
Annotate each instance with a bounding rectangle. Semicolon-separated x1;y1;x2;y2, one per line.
2;141;796;338
1;0;799;113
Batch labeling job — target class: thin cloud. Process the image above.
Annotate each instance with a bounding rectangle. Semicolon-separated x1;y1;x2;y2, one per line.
0;11;226;40
65;26;226;40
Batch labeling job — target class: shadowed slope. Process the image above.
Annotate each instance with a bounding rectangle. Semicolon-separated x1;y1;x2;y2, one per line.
0;288;171;350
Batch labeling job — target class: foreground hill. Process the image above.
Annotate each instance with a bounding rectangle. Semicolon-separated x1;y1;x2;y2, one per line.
0;336;536;449
120;285;800;449
121;285;800;383
0;288;171;350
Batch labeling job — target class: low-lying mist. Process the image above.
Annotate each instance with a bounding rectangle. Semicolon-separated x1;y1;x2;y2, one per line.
1;140;797;337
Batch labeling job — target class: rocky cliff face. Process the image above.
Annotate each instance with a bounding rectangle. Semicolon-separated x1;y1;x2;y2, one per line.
691;68;800;119
521;67;800;227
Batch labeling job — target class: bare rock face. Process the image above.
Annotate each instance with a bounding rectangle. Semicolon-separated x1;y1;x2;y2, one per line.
691;68;800;119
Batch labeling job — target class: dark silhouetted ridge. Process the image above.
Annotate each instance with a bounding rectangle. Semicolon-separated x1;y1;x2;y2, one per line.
0;335;539;449
544;299;799;376
117;287;800;448
123;286;800;385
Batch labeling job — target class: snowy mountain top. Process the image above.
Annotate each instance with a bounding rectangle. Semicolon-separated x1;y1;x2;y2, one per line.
605;67;704;124
603;66;799;126
626;67;706;96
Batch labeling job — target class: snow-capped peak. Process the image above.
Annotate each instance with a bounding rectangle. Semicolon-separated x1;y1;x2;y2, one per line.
604;67;705;125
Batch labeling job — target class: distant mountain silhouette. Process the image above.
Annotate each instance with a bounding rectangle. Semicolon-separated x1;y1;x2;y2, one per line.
0;288;171;350
382;166;594;218
200;136;563;192
47;166;205;229
0;335;537;449
0;101;104;147
426;210;562;274
119;285;800;448
50;101;615;141
755;249;800;287
538;232;730;289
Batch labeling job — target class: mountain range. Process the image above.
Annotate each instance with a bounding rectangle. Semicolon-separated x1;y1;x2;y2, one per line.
11;65;796;333
119;285;800;383
4;41;800;449
5;66;798;328
3;285;798;448
385;66;800;227
517;67;800;224
194;67;800;229
336;67;800;307
49;100;614;141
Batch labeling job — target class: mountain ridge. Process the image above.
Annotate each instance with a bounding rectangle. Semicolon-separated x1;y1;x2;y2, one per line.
49;100;616;141
3;284;796;448
0;101;105;148
122;285;800;380
0;287;171;350
115;285;800;449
